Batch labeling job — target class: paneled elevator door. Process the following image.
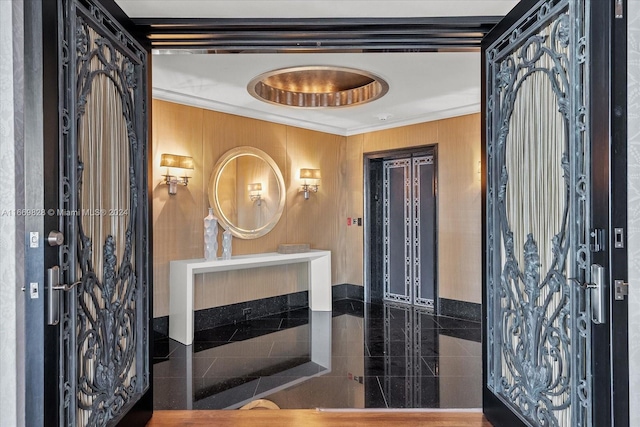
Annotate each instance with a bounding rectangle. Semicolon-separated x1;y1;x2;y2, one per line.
382;154;436;309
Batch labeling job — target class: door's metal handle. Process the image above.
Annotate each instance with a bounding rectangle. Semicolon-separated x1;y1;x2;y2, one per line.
48;266;60;325
51;281;80;292
47;230;64;246
47;266;79;326
589;264;606;325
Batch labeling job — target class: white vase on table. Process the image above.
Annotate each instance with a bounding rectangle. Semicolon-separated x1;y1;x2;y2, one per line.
221;229;232;260
204;208;218;260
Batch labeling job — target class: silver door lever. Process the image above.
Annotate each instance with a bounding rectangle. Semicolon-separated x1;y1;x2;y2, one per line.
47;266;80;325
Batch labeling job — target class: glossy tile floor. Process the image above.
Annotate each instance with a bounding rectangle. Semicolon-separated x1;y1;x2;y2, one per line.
153;300;482;410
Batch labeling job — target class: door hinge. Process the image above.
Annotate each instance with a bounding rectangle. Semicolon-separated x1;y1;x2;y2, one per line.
615;0;623;19
614;280;629;300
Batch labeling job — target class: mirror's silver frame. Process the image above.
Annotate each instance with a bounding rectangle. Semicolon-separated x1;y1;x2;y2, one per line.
209;146;286;239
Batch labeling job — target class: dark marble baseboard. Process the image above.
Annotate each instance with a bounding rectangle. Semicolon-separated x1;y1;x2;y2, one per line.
194;291;309;332
153;316;169;337
153;284;366;339
438;297;482;322
153;292;308;338
332;283;364;301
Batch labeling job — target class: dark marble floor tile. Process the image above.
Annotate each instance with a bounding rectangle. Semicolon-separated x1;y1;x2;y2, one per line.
365;356;436;377
364;316;387;330
379;375;441;408
153;337;172;360
440;327;482;343
241;317;284;330
333;299;365;317
193;324;239;342
263;307;310;320
364;375;388;408
153;302;483;411
435;315;481;330
194;376;261;408
364;326;409;342
193;340;238;354
278;316;309;329
203;356;310;379
153;329;168;341
152;356;188;378
227;325;279;342
366;339;424;357
422;355;482;378
153;356;216;378
268;340;311;358
416;313;441;329
421;356;438;375
153;377;189;410
253;363;325;395
417;376;442;407
365;303;386;319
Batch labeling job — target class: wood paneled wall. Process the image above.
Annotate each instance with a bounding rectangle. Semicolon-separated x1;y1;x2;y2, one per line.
152;100;345;316
152;99;481;317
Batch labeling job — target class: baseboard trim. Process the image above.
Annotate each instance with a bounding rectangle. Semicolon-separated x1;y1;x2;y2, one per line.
194;291;309;332
153;284;366;338
332;283;364;301
438;297;482;322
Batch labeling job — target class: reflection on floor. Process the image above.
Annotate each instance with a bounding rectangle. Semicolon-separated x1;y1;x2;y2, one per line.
153;300;482;410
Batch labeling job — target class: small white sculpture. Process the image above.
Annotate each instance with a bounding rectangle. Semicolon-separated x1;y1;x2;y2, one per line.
204;208;218;260
221;229;233;260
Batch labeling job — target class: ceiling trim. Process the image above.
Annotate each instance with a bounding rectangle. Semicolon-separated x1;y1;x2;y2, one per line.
152;88;480;137
137;16;501;52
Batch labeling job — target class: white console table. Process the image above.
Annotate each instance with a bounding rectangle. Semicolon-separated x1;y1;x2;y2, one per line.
169;250;332;345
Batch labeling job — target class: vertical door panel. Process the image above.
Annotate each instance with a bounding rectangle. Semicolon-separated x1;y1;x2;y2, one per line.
414;156;436;308
483;0;591;426
54;0;150;425
384;160;412;303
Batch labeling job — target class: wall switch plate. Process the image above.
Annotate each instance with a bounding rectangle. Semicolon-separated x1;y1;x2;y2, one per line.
30;282;39;299
30;232;39;248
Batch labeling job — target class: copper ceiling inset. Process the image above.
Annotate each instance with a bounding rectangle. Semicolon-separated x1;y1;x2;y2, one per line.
247;66;389;108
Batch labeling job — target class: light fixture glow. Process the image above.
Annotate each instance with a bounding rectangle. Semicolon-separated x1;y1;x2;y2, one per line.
248;66;389;108
248;183;263;205
160;153;194;195
300;168;321;200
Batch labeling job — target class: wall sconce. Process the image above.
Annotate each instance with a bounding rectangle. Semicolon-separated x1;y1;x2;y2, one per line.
300;168;321;200
248;183;263;205
160;153;194;195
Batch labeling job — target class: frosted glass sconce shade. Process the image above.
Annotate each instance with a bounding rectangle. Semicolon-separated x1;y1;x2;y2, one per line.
300;168;321;200
160;153;194;195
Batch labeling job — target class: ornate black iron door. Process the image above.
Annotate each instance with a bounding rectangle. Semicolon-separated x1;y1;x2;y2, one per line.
483;0;594;426
49;0;151;425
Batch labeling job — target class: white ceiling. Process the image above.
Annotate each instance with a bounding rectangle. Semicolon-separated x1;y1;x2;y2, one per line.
116;1;519;136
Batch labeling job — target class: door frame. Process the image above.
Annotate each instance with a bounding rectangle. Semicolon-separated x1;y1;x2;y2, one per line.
25;0;155;425
480;0;629;425
21;8;493;422
590;0;628;425
363;145;438;308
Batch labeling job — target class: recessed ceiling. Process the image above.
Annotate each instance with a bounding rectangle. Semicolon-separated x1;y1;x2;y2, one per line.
247;66;389;108
115;1;519;136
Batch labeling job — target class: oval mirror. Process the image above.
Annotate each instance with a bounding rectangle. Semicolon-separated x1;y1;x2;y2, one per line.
209;147;286;239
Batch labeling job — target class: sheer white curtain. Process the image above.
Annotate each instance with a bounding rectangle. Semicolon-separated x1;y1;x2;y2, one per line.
76;27;134;426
